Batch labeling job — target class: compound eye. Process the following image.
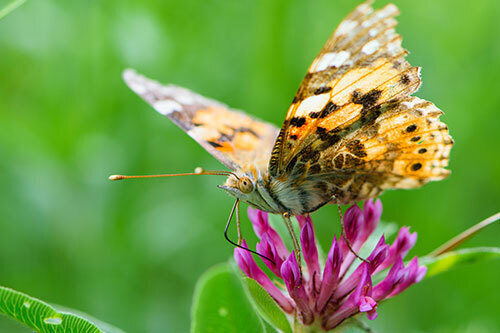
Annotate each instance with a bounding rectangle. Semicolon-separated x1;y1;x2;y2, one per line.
238;177;254;194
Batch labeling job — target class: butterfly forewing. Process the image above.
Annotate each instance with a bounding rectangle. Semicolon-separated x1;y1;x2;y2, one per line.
268;1;453;208
124;69;279;171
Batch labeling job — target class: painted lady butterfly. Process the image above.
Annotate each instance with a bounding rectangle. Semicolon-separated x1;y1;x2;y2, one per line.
118;1;452;220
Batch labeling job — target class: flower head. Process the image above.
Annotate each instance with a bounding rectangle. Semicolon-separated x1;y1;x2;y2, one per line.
235;199;426;330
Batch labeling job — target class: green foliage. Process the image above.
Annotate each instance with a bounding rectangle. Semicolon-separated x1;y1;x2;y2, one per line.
0;286;122;333
422;247;500;279
0;0;25;19
191;264;265;333
243;277;292;333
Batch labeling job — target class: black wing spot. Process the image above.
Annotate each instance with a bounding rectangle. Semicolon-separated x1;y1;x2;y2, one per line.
316;126;328;139
208;141;223;148
406;124;417;133
410;136;421;142
400;74;411;85
411;162;422;171
290;134;298;140
418;148;427;154
346;140;367;158
352;89;382;108
290;117;306;127
321;102;339;118
309;111;321;119
314;86;332;95
351;89;362;101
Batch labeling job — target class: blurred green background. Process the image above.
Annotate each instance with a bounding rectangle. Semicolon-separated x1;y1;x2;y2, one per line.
1;0;499;331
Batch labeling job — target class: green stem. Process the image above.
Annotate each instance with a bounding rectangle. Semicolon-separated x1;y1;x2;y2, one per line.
428;211;500;257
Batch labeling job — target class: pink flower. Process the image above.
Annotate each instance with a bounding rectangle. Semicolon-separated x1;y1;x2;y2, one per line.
235;199;426;330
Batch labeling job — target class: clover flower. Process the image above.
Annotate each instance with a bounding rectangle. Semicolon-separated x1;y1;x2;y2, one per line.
234;200;427;330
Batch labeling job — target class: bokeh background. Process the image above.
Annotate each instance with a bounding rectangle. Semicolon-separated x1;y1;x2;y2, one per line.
1;0;499;331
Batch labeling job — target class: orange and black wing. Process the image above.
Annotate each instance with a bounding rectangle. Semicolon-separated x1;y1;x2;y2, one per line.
268;1;452;205
123;70;279;171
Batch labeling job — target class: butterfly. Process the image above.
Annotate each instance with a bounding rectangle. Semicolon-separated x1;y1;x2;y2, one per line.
119;0;452;219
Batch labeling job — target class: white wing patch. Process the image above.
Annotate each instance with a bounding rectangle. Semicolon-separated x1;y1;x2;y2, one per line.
311;51;352;72
154;100;183;115
361;40;380;54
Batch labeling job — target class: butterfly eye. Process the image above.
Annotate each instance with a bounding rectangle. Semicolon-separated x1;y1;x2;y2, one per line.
238;177;254;194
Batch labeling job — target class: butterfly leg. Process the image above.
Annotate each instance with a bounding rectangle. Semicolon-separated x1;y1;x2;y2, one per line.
337;205;370;263
236;200;242;245
282;212;303;279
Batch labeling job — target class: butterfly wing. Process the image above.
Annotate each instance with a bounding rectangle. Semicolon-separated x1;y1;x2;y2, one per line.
268;1;453;209
124;70;279;171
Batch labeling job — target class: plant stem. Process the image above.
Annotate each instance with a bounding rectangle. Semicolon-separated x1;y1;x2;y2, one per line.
429;211;500;257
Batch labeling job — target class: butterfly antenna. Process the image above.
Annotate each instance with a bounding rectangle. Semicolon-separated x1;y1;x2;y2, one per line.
225;199;275;265
109;167;239;181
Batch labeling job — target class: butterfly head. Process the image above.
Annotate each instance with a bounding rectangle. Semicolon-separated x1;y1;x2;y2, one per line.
218;171;276;213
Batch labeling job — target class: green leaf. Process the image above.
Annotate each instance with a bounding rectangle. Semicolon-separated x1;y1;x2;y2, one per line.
421;247;500;279
191;263;265;333
335;318;374;332
243;277;292;333
52;305;124;333
0;0;26;20
0;285;120;332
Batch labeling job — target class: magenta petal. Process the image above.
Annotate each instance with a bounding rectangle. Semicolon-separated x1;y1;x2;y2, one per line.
372;256;406;300
416;265;427;283
343;205;364;243
234;240;294;313
389;257;424;297
366;306;378;320
338;205;366;275
281;252;314;324
300;218;320;287
376;227;417;274
363;199;382;230
316;236;342;312
281;251;301;290
366;236;389;273
247;207;269;238
335;236;388;299
248;207;289;258
356;199;381;243
359;296;377;314
256;233;284;278
323;263;373;329
296;215;309;229
358;297;373;312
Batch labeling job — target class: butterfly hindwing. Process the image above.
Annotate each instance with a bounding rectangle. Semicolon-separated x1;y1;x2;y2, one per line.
123;69;279;171
268;1;453;207
302;96;452;205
